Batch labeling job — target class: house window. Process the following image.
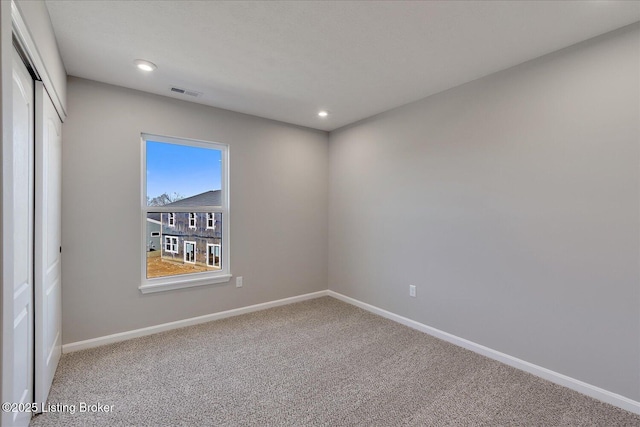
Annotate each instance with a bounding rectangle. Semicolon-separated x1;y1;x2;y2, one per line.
142;133;230;292
164;236;178;253
150;231;160;237
184;241;196;264
207;243;221;268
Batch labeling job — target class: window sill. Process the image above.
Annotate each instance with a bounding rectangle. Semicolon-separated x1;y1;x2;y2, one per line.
139;273;232;294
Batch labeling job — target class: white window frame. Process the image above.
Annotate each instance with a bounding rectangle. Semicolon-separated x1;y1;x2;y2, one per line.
206;212;215;230
150;231;160;237
140;133;231;293
184;240;196;264
167;212;175;227
206;243;221;268
164;236;178;254
189;212;197;229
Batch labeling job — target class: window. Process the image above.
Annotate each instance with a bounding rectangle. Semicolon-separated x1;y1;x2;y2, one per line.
141;133;230;293
207;243;221;268
164;236;178;253
184;241;196;264
150;231;160;237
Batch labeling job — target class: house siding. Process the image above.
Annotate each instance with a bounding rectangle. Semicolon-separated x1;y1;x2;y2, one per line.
160;212;222;267
146;219;161;252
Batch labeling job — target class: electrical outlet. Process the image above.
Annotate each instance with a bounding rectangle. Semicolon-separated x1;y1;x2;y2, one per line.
409;285;416;297
236;276;243;288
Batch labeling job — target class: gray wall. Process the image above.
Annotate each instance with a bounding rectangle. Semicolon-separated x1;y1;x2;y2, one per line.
62;77;328;344
328;24;640;400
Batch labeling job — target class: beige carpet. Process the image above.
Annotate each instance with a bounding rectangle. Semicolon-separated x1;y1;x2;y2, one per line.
30;297;639;426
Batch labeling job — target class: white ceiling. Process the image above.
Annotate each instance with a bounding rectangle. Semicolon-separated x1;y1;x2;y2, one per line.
45;1;640;131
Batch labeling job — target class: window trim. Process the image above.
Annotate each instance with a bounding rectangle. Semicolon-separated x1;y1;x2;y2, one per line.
206;243;221;268
189;212;197;229
164;235;178;254
206;212;215;230
183;240;196;264
140;133;231;294
167;212;175;227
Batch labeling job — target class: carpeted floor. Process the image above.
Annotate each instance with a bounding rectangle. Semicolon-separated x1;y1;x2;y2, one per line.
30;297;639;426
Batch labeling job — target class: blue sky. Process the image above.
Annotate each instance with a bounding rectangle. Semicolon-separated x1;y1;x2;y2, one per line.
146;141;221;201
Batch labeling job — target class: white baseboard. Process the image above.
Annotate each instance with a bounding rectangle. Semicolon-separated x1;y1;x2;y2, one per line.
328;290;640;415
62;290;329;354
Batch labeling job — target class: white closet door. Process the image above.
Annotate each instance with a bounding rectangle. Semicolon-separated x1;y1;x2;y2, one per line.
5;46;35;427
35;81;62;408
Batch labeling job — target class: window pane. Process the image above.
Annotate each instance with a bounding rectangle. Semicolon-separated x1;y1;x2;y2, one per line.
146;141;222;206
146;212;223;279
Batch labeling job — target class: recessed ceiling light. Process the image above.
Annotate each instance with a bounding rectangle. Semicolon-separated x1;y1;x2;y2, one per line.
134;59;157;72
318;110;329;118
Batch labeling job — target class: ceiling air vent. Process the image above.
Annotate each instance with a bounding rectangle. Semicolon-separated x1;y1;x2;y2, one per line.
170;87;202;98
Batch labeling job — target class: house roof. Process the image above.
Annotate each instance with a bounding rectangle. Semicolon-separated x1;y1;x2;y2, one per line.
164;190;221;207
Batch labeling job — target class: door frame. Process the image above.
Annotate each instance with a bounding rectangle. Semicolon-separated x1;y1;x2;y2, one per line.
184;240;196;264
206;243;221;268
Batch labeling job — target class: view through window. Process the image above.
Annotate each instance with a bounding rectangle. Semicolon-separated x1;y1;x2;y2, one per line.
143;135;228;283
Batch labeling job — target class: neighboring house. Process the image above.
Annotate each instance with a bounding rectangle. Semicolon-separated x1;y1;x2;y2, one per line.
146;212;161;252
160;190;222;269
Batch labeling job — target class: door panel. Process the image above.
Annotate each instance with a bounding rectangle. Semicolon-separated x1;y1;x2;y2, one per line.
35;81;63;407
7;46;35;427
